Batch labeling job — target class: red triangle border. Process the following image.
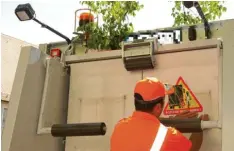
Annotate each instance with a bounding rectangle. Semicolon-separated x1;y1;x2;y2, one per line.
163;76;203;115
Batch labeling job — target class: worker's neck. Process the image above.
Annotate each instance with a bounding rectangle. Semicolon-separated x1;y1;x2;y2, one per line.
134;110;159;118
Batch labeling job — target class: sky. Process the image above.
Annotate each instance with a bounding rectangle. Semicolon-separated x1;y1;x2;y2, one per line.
1;0;234;45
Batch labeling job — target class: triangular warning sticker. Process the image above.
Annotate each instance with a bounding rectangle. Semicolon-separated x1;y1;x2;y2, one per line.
163;77;203;115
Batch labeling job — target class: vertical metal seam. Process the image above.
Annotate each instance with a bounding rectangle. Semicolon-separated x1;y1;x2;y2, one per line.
37;59;50;134
217;39;223;128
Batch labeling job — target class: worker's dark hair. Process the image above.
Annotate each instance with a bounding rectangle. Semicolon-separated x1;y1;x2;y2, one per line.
134;93;164;112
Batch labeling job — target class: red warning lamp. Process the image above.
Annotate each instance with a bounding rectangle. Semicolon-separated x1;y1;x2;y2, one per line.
79;12;94;27
50;48;61;58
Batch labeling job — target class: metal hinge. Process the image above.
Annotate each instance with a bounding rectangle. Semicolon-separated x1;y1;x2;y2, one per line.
217;38;223;56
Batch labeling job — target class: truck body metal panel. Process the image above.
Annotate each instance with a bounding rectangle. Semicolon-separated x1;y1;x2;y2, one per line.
221;18;234;151
3;19;234;151
65;42;221;151
143;47;221;151
2;47;69;151
66;59;142;151
1;34;38;101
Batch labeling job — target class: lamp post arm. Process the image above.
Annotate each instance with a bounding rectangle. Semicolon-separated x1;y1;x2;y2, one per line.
33;18;71;44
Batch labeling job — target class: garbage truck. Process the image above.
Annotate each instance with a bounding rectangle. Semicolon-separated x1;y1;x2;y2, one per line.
2;2;234;151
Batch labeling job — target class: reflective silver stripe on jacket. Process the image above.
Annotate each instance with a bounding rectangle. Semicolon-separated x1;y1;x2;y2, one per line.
150;124;168;151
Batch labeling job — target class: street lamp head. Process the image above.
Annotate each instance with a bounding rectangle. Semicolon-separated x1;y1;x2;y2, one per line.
14;3;72;44
183;1;195;9
15;3;35;21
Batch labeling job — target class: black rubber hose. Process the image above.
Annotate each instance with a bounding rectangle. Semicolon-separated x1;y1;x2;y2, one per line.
51;118;201;137
51;122;107;137
159;118;202;133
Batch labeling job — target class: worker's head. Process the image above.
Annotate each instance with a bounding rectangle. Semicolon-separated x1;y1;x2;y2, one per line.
134;77;166;117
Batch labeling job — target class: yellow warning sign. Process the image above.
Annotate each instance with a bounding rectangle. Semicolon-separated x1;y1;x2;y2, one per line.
163;77;203;115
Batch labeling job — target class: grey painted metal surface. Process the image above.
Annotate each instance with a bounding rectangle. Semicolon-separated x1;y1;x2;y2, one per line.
66;59;141;151
221;18;234;151
3;19;234;151
2;46;69;151
144;47;221;151
64;39;219;64
37;58;70;134
65;40;222;151
1;34;38;101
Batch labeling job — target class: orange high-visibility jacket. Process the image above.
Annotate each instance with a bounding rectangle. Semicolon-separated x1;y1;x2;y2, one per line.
111;111;192;151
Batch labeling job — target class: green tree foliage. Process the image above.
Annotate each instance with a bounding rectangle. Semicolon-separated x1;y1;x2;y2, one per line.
171;1;227;27
77;1;143;50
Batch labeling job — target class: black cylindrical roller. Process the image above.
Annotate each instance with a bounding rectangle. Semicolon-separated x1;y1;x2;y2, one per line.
159;118;202;133
51;122;107;137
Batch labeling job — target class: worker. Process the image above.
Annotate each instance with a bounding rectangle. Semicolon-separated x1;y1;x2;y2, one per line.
111;77;208;151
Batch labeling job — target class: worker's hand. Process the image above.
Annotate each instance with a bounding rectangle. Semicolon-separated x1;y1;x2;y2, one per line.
169;110;198;119
199;114;209;121
169;111;209;121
